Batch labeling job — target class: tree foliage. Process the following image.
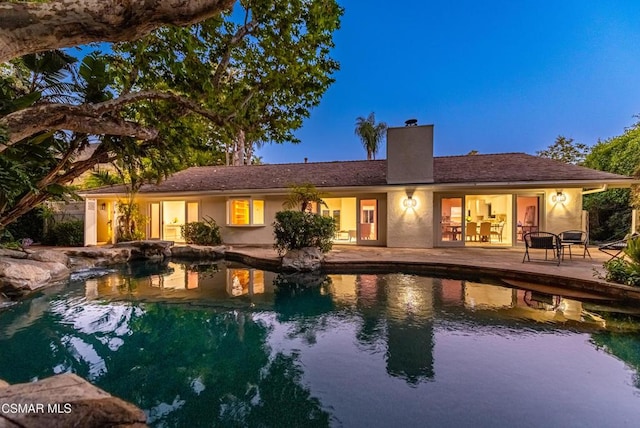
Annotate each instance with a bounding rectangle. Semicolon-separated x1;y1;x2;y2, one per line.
282;183;327;212
583;120;640;241
354;112;387;160
536;135;590;165
0;0;343;229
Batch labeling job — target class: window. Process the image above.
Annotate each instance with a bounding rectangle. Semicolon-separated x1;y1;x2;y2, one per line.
362;208;375;223
228;199;265;226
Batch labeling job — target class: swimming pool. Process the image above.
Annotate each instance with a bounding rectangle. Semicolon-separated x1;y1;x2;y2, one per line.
1;261;639;427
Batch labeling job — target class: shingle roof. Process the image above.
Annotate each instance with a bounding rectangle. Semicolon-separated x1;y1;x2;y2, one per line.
84;153;632;195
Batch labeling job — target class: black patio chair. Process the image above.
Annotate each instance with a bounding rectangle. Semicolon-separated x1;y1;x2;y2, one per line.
558;230;591;260
523;231;562;266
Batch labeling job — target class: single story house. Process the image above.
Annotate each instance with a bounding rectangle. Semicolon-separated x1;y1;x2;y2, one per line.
81;124;636;248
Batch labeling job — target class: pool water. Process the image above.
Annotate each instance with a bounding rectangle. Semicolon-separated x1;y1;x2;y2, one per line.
1;261;640;427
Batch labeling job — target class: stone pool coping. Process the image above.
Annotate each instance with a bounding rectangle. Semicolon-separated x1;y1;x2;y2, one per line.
224;244;640;304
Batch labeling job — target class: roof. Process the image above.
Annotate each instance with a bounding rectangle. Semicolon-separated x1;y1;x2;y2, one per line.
83;153;633;195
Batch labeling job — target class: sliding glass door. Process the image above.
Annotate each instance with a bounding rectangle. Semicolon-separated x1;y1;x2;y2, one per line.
149;201;199;242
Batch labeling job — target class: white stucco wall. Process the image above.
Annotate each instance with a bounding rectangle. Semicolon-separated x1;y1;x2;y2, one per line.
386;189;434;248
201;195;287;245
543;188;584;234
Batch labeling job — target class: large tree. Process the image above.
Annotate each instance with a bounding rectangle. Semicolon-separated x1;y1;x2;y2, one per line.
0;0;235;63
536;135;590;165
583;120;640;241
354;112;387;160
0;0;343;229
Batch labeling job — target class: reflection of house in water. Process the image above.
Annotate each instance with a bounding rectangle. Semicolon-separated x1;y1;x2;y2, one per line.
441;279;605;327
87;262;275;304
354;274;436;384
227;268;265;297
385;275;436;383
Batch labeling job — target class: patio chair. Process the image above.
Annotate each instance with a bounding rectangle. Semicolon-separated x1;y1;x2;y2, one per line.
522;231;562;266
559;230;591;260
598;233;639;261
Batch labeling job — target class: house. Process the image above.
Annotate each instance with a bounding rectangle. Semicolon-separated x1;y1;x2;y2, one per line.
81;124;636;248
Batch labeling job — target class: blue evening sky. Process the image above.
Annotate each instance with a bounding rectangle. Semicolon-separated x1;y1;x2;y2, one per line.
257;0;640;164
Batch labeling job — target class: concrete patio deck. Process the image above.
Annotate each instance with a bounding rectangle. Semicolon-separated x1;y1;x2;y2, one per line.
224;244;640;304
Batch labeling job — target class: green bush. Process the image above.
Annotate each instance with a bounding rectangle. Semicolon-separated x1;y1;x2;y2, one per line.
5;207;46;243
273;211;336;256
181;216;222;246
46;220;84;246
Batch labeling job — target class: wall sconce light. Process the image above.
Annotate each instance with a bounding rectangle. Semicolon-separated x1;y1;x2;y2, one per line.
403;195;417;208
100;202;106;211
552;191;567;203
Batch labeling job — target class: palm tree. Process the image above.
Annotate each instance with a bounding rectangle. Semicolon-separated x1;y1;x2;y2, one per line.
354;112;387;160
282;183;327;212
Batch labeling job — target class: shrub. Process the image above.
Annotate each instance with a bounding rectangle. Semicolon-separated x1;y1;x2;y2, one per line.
181;216;222;246
5;207;46;243
46;220;84;246
273;211;336;256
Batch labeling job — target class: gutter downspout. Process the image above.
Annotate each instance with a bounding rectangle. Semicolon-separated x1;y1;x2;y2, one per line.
581;184;608;195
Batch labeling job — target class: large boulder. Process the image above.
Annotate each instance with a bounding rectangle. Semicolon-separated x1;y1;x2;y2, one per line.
114;240;173;261
64;247;132;270
0;248;28;259
0;257;70;295
0;373;147;427
281;247;324;272
171;245;226;259
28;249;69;266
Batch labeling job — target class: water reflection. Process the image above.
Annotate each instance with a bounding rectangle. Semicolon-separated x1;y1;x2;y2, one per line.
78;261;635;385
2;262;640;427
83;261;278;308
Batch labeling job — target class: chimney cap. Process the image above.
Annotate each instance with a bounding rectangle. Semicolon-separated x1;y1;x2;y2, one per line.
404;118;418;126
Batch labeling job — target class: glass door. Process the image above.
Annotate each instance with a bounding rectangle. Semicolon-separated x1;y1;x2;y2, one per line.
516;196;541;242
162;201;186;242
359;199;378;240
150;203;160;239
440;197;464;245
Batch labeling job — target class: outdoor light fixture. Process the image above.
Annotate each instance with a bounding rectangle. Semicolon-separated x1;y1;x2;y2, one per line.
403;195;417;208
552;191;567;203
100;202;106;211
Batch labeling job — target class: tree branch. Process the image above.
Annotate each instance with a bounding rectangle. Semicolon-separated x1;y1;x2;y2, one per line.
211;12;259;87
0;0;235;63
0;90;226;150
0;103;157;149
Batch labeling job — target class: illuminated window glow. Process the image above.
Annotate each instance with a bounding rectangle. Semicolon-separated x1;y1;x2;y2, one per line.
228;199;265;225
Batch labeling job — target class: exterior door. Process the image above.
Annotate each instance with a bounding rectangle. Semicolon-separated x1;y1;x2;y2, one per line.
516;195;541;242
150;203;160;239
356;197;386;246
359;199;378;240
439;196;464;246
84;199;97;246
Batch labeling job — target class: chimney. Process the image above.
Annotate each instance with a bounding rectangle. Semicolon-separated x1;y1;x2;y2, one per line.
386;121;434;184
304;157;308;163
